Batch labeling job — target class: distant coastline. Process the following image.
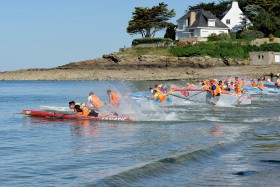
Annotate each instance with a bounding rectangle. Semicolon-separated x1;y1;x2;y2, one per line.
1;54;279;81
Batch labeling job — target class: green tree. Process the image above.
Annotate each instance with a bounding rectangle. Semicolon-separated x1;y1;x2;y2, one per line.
269;3;280;17
244;4;264;20
239;13;252;31
164;23;176;40
188;0;231;18
252;11;280;36
252;0;280;10
127;2;175;38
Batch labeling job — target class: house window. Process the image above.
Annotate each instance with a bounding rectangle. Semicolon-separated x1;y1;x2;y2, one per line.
188;17;190;26
178;22;184;30
208;20;215;27
226;19;230;24
189;29;194;37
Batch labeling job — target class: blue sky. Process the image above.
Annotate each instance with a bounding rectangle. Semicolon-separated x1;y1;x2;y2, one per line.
0;0;219;71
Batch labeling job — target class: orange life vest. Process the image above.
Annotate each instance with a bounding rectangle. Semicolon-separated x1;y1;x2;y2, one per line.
110;92;119;107
188;84;194;90
235;84;242;94
258;82;264;90
215;84;221;96
219;83;225;91
91;95;104;109
74;105;91;116
154;93;167;102
235;81;243;94
252;82;258;87
235;88;242;95
203;84;210;90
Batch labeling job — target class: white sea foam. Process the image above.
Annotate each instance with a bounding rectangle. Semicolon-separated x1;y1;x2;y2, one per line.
243;117;280;123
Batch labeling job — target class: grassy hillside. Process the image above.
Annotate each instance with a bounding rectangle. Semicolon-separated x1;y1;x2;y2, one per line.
118;41;280;60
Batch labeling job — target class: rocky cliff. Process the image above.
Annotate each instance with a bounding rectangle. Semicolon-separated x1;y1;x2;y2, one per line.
56;53;250;70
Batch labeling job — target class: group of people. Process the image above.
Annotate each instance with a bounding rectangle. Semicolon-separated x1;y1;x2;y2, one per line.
150;76;272;102
150;84;172;102
197;76;273;97
68;89;120;117
194;77;244;97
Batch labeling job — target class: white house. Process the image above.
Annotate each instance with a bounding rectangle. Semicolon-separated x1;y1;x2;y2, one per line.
176;9;229;41
221;0;252;32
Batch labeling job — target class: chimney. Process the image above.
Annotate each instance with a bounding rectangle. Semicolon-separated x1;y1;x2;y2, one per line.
232;1;239;8
189;11;196;26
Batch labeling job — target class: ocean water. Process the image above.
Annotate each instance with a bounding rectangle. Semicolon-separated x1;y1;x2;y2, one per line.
0;81;280;187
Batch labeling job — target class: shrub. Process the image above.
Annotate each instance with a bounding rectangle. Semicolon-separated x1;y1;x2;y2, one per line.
170;42;248;59
268;34;275;42
259;43;280;52
208;33;219;41
199;42;220;58
218;42;248;59
218;33;231;40
169;45;202;57
243;45;260;53
236;30;242;39
240;30;264;40
229;32;237;40
274;30;280;38
169;41;280;59
132;38;173;46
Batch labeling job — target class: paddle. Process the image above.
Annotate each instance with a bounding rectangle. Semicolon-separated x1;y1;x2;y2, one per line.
168;92;206;103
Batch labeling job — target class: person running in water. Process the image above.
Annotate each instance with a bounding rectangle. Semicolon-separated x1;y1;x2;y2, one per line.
86;92;104;110
107;90;120;107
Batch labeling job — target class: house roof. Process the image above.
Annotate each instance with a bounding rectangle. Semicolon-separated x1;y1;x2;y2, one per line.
177;9;229;29
220;4;232;19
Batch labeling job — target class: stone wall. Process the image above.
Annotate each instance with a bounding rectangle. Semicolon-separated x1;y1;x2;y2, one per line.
251;38;280;46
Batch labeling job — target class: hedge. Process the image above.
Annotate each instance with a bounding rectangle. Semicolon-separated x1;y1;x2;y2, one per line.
170;42;248;59
240;30;264;40
132;38;173;46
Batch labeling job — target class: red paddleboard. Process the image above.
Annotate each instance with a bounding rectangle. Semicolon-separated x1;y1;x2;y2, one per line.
22;110;132;121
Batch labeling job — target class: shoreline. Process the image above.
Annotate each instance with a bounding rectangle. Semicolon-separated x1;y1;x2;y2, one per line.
1;65;280;81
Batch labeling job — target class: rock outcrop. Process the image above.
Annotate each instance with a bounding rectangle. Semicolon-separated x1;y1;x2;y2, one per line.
56;54;250;70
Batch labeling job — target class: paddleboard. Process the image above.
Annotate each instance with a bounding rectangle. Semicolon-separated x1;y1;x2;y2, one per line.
40;105;72;114
23;110;132;121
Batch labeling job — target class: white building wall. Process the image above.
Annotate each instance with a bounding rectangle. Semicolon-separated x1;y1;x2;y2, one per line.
221;2;251;32
176;28;228;39
176;31;189;40
200;28;228;37
275;54;280;63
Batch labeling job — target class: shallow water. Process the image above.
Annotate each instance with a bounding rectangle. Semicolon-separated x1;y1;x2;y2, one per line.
0;81;280;186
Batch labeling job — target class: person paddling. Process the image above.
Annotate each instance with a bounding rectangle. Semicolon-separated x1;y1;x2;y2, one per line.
69;101;114;117
258;79;265;90
86;92;104;110
210;80;221;97
107;89;120;107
